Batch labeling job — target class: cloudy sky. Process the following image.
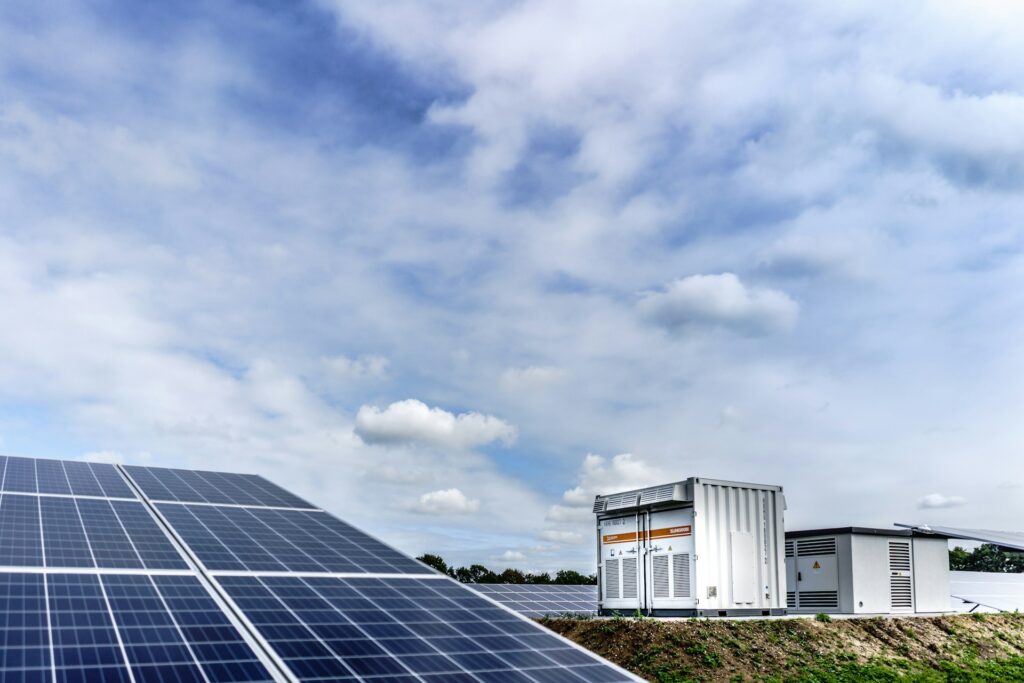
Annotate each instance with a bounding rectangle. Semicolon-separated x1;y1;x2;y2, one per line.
2;0;1023;572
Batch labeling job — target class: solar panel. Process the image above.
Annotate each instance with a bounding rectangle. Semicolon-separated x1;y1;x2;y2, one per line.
469;584;598;618
0;457;640;683
950;570;1024;613
123;466;314;509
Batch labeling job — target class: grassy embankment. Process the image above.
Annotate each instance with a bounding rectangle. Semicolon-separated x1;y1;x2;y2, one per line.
542;612;1024;681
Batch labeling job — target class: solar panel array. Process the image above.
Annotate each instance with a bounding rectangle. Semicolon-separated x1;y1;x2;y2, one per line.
469;585;598;618
0;456;638;683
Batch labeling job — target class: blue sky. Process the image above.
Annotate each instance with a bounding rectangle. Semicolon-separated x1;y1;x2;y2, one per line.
2;0;1024;571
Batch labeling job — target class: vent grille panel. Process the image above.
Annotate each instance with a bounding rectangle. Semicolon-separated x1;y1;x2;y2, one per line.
798;591;838;608
796;538;837;556
673;553;691;598
785;541;795;558
604;492;640;511
622;558;638;599
889;542;911;571
640;484;675;505
652;555;670;598
605;559;620;599
889;541;913;610
786;591;796;608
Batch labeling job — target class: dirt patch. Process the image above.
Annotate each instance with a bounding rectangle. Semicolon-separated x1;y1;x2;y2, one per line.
541;613;1024;681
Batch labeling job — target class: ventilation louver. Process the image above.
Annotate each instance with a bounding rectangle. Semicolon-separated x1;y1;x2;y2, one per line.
672;553;691;598
796;537;837;556
652;555;670;598
889;541;913;610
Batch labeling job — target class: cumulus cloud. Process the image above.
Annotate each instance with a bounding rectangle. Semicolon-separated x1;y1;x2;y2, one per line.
498;550;525;562
541;453;668;547
639;273;798;335
355;399;517;449
917;493;968;509
413;488;481;515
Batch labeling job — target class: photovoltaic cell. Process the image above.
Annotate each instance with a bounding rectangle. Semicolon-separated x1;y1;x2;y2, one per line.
75;499;144;569
102;574;208;682
109;501;189;570
151;575;275;683
0;495;43;567
47;573;131;683
61;461;106;498
40;497;94;568
0;573;51;683
89;464;136;499
218;576;634;683
36;459;72;495
3;458;37;494
124;466;315;509
157;504;425;574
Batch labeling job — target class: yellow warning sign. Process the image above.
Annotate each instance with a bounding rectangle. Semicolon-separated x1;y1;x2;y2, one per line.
813;561;821;569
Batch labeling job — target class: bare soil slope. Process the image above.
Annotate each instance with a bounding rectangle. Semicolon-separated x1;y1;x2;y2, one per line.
542;613;1024;681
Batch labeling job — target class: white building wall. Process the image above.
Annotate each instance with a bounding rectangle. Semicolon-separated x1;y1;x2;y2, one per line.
849;535;896;614
912;537;951;613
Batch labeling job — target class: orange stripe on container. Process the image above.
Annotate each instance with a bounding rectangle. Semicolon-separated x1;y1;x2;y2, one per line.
602;525;691;544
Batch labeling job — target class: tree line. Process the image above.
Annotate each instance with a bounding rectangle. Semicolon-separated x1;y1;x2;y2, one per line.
949;544;1024;572
416;554;597;584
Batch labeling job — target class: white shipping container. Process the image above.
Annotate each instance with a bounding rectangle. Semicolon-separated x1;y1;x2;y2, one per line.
594;478;787;617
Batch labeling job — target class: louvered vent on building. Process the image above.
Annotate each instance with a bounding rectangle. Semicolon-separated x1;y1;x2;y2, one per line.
652;555;670;598
622;558;638;599
889;541;913;610
604;491;640;511
639;484;675;506
797;591;839;609
785;541;795;558
592;499;606;513
605;559;620;599
787;591;796;608
796;537;837;556
672;553;691;598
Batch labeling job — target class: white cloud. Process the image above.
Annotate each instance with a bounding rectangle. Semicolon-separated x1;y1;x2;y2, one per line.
639;273;798;335
540;529;584;544
355;399;516;449
413;488;481;516
498;550;525;562
500;366;568;391
917;493;968;509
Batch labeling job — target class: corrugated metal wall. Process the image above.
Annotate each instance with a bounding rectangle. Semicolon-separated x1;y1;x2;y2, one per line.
693;481;786;610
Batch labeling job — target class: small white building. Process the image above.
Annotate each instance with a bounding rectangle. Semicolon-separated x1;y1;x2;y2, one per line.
594;477;788;617
785;527;950;615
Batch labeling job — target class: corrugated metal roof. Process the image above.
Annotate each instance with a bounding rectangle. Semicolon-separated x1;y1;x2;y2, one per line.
895;523;1024;552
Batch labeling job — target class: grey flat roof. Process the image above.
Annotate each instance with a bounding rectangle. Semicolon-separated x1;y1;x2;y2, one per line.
786;526;946;539
895;523;1024;552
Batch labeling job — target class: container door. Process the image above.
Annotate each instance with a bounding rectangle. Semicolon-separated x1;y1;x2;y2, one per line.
794;537;839;612
599;515;642;612
646;508;696;611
